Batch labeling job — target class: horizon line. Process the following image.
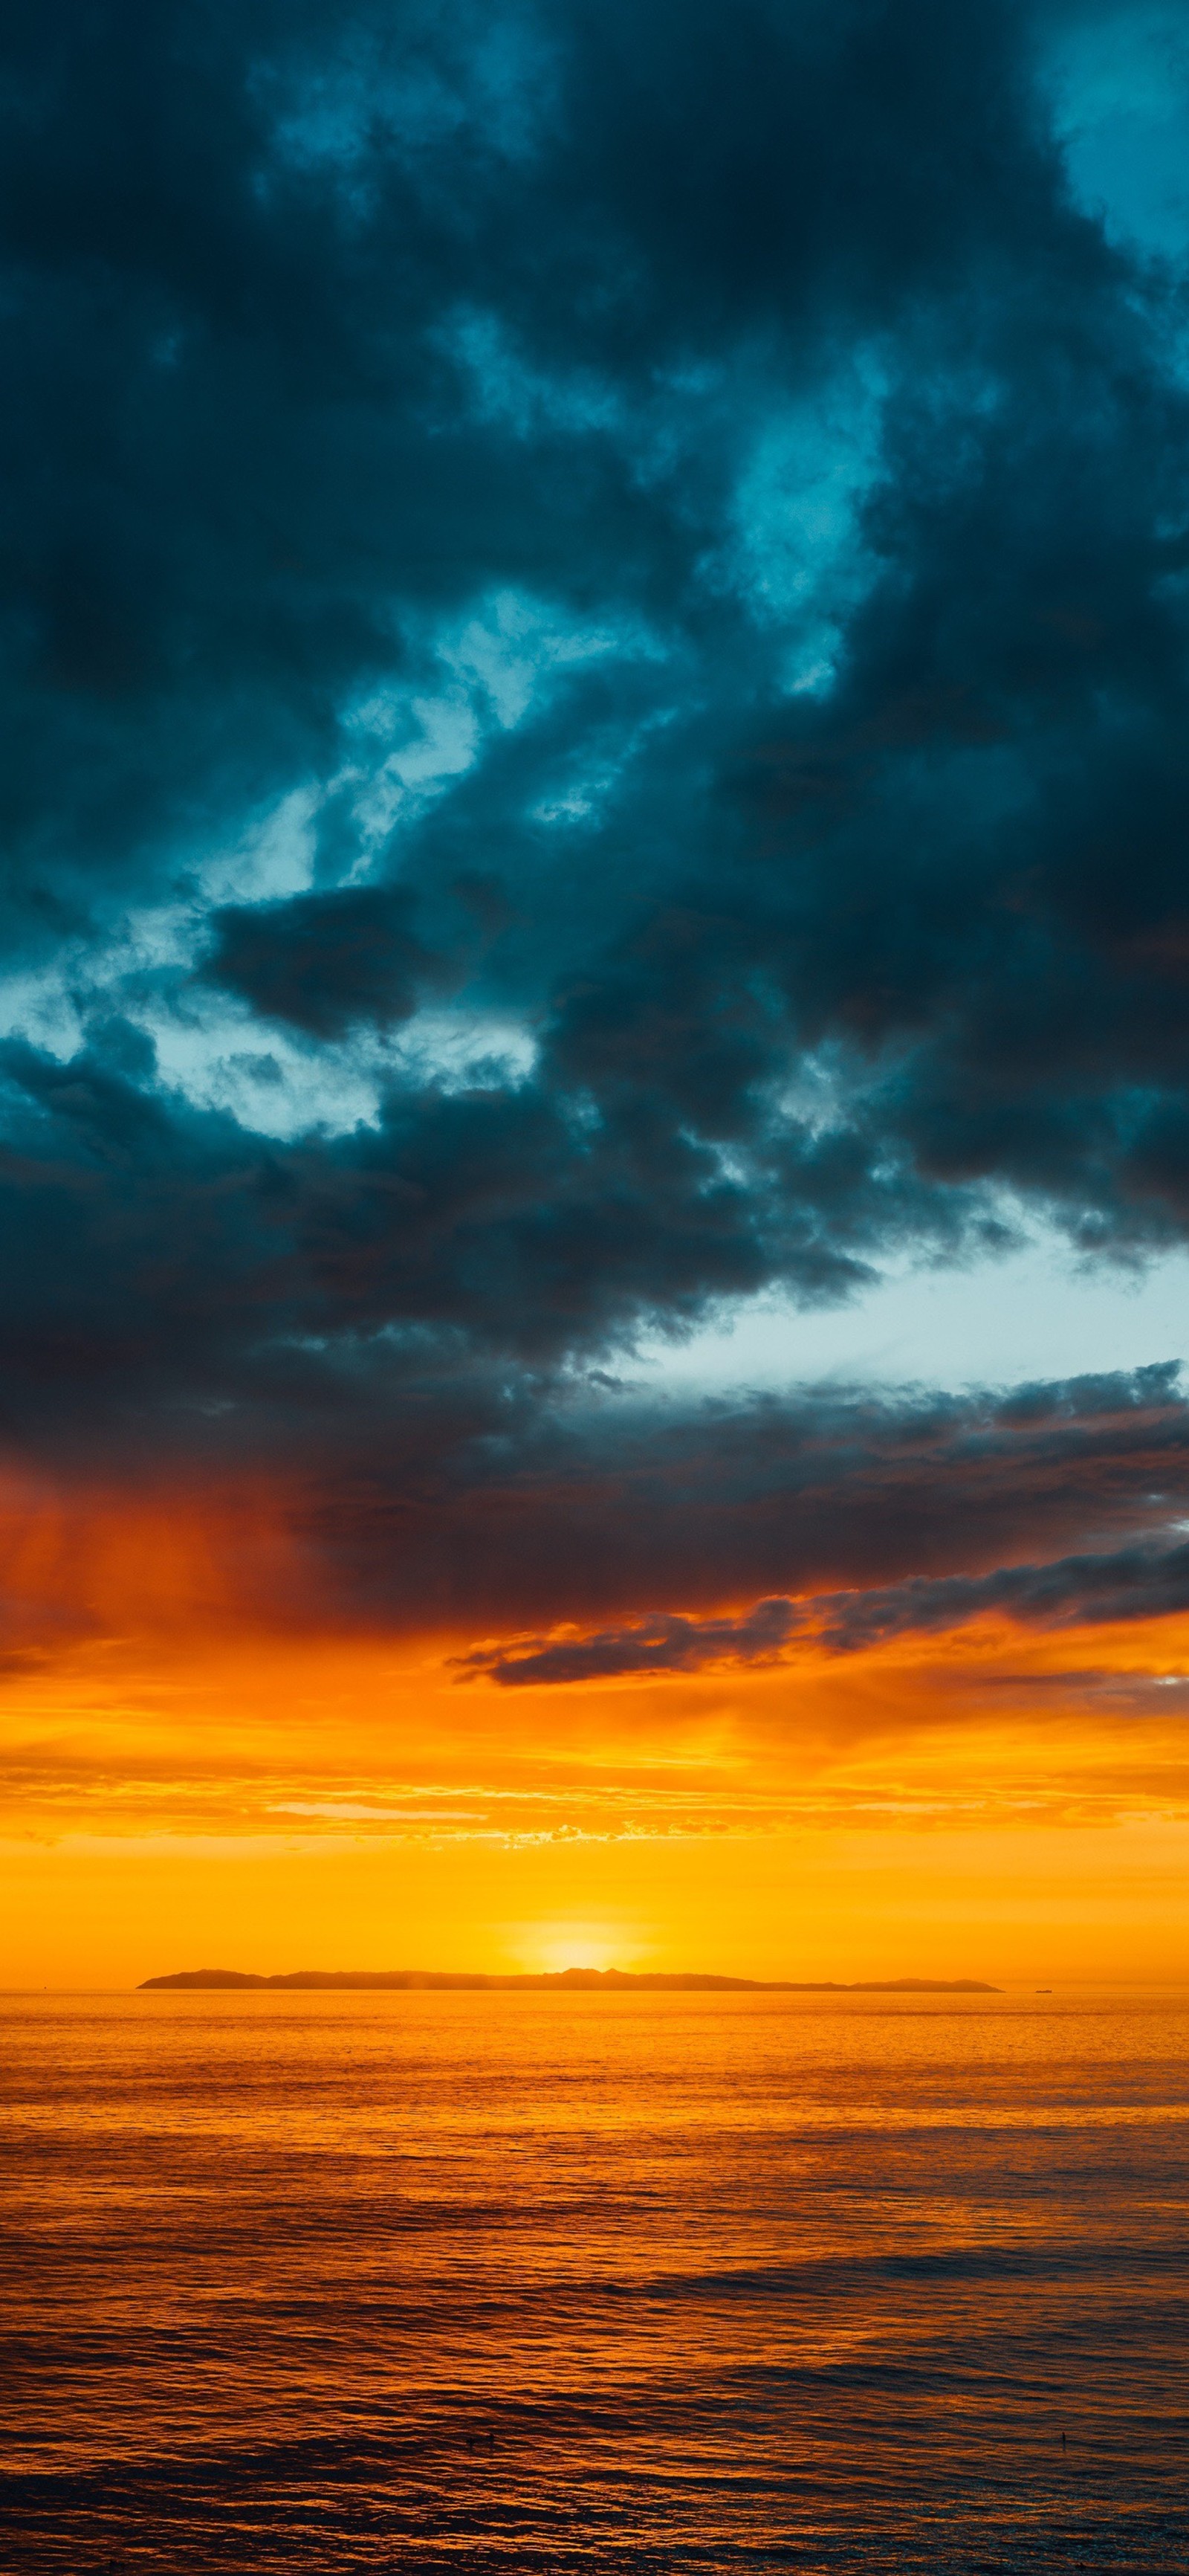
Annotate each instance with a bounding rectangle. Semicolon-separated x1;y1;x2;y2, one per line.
138;1966;1002;1994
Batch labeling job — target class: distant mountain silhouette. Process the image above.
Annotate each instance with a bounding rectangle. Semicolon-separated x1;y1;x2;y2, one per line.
139;1967;1000;1992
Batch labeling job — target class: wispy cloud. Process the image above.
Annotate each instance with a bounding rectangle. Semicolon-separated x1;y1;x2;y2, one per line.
462;1540;1189;1685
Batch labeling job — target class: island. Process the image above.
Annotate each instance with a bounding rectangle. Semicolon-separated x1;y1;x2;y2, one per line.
140;1967;1000;1992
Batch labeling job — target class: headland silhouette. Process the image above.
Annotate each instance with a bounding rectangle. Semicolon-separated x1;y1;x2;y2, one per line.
140;1966;1000;1992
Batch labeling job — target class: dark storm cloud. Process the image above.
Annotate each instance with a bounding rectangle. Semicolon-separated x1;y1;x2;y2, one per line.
296;1362;1189;1636
202;885;449;1036
466;1537;1189;1685
1;0;1188;1619
461;1598;806;1686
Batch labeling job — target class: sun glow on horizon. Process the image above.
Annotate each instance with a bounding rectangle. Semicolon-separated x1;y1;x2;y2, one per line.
514;1922;643;1977
2;1489;1189;1987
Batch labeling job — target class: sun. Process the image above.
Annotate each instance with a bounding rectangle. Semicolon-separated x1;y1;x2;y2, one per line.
518;1922;633;1976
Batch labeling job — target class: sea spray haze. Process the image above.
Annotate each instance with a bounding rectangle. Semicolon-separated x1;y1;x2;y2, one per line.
4;1986;1188;2572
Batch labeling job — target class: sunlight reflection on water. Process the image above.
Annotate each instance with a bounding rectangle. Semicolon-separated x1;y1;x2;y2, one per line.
2;1988;1187;2571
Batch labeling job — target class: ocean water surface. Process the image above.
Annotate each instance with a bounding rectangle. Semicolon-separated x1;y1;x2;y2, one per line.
2;1987;1187;2572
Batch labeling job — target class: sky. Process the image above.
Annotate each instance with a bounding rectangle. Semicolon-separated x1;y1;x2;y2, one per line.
4;0;1189;1986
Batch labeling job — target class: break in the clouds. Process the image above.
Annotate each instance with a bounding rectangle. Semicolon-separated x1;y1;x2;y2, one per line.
1;0;1189;1650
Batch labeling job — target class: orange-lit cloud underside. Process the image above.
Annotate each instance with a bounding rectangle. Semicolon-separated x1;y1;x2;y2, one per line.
2;1476;1188;1988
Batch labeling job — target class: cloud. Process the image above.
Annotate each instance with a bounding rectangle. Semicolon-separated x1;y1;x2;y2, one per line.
201;885;447;1037
0;1362;1185;1658
0;0;1188;1634
463;1537;1189;1685
460;1598;803;1686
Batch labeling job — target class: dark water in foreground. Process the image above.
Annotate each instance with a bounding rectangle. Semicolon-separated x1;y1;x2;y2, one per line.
1;1990;1187;2572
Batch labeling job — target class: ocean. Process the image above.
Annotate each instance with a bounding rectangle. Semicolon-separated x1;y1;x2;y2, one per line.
2;1986;1186;2572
